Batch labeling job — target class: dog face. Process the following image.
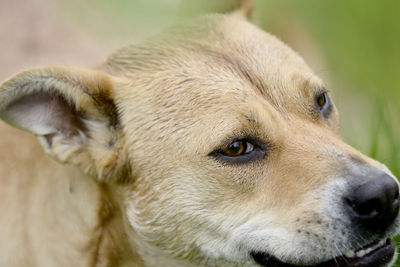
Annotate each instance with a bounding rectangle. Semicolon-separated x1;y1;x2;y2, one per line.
0;6;399;267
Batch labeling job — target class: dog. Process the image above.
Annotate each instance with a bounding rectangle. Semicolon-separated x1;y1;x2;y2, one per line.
0;1;399;266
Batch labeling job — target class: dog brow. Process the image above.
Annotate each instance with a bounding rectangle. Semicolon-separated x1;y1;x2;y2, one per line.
214;52;271;98
299;75;327;94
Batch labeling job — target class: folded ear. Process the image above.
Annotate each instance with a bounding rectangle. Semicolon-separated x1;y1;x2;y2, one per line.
233;0;253;19
0;66;129;181
178;0;253;20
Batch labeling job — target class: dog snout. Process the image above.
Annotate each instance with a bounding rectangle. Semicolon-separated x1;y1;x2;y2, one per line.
345;173;400;233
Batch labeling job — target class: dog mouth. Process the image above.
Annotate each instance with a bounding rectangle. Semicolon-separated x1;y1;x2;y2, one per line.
250;238;396;267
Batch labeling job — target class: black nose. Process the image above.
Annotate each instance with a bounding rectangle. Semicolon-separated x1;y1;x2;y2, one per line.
345;174;400;232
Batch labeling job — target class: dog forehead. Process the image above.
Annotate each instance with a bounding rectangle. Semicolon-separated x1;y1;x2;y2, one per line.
112;14;326;144
110;13;323;102
211;15;325;104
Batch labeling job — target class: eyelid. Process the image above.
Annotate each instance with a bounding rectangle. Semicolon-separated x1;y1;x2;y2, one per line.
315;87;330;96
215;136;266;153
209;136;267;164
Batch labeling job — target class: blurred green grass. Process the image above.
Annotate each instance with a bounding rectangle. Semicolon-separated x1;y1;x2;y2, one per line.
59;0;400;261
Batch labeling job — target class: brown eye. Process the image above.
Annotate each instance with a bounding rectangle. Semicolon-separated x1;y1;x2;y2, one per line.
317;92;327;108
315;91;332;118
222;141;254;157
210;138;265;164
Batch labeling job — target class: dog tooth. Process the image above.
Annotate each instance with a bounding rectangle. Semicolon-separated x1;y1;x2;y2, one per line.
368;240;384;252
353;240;386;258
365;247;373;254
344;251;355;258
356;249;366;258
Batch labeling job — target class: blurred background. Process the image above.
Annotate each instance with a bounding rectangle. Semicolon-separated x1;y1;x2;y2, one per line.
1;0;399;257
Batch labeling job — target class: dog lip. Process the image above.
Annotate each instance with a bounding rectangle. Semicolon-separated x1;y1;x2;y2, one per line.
250;238;395;267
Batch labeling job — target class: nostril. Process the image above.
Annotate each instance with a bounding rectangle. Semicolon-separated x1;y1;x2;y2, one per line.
393;187;399;202
346;195;380;218
391;187;400;210
345;174;400;232
393;190;399;203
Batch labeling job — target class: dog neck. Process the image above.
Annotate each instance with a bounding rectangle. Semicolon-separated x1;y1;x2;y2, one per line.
90;183;144;267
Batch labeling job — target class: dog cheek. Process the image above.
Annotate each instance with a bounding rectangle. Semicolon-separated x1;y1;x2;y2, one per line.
122;175;209;258
123;166;257;261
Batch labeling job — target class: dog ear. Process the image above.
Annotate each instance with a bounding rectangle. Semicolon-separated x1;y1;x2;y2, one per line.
0;66;129;181
232;0;253;19
178;0;253;20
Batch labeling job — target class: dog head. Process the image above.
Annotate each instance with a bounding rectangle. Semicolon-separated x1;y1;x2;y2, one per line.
0;2;399;266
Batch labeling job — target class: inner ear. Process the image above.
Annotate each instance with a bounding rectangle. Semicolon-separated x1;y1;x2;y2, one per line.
0;66;128;181
3;91;87;146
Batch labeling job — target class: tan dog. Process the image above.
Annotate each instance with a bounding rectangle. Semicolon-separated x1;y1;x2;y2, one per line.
0;2;399;267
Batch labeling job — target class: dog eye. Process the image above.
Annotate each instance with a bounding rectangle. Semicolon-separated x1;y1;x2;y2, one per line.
317;92;327;108
315;92;332;118
210;139;266;164
221;141;254;157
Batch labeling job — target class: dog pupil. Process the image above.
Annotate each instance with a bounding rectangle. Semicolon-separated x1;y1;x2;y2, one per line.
227;141;245;156
318;93;326;107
